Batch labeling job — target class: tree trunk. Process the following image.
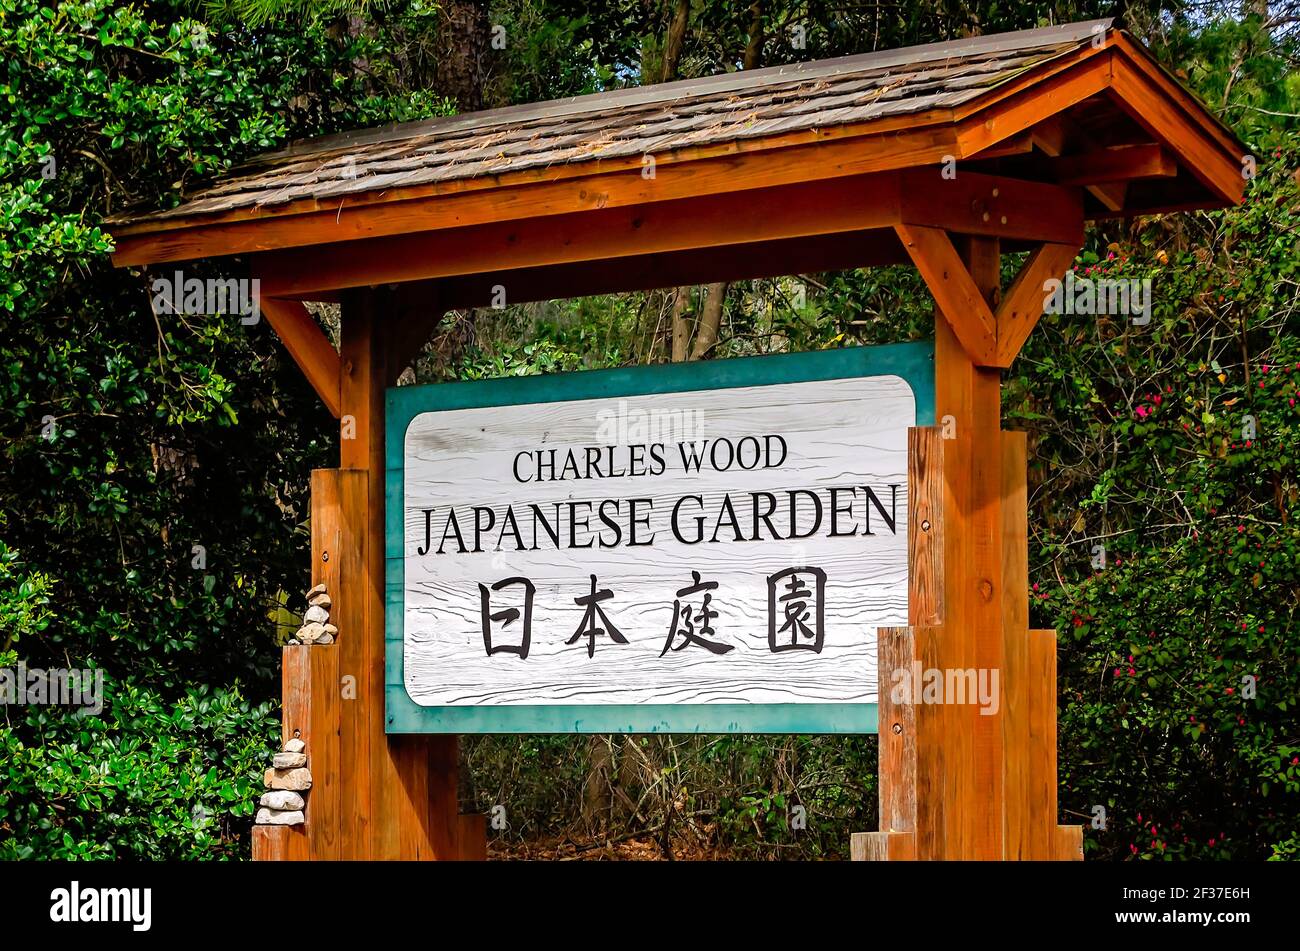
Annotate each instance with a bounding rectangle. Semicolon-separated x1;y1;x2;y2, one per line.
435;0;489;113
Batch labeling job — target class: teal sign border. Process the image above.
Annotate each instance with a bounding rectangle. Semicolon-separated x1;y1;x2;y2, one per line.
385;341;934;734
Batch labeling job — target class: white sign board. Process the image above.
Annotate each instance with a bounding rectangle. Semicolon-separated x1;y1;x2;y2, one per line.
385;345;931;733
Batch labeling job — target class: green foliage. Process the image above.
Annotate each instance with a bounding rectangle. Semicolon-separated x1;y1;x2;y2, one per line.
2;0;1295;860
0;0;449;858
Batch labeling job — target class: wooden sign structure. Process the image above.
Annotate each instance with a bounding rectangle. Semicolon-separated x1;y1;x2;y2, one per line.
387;343;931;734
106;20;1246;861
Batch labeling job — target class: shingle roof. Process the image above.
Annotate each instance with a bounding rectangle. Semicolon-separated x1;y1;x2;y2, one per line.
119;19;1113;226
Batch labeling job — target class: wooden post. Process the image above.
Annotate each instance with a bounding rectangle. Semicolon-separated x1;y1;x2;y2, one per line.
334;287;469;860
861;229;1082;860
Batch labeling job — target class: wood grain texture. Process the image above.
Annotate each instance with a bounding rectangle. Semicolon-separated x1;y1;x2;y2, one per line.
896;224;998;366
279;647;313;862
908;427;944;626
1002;431;1031;859
339;291;459;861
994;241;1082;367
399;375;914;708
1027;628;1058;859
876;626;918;837
252;825;292;862
260;298;341;417
312;467;371;859
854;830;918;860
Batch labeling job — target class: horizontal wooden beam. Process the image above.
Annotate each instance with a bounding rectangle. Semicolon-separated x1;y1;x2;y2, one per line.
255;170;1083;299
259;297;341;417
1051;143;1176;185
894;223;997;365
113;127;958;268
897;169;1085;245
407;230;908;311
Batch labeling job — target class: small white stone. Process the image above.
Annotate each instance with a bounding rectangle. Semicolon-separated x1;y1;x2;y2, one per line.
306;583;327;599
259;790;305;810
283;738;306;755
298;622;325;644
316;633;335;645
273;751;307;769
256;807;305;826
308;592;333;610
322;623;339;636
304;605;330;624
287;638;301;646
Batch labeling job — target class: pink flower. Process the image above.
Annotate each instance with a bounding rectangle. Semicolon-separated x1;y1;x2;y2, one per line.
1136;405;1149;418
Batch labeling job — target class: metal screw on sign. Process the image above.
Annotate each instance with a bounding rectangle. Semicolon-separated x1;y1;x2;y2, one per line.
892;723;903;735
322;550;330;563
921;519;931;532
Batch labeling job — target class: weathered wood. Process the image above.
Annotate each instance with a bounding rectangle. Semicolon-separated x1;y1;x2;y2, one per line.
854;830;917;861
252;825;292;862
896;224;997;367
876;627;918;838
994;241;1082;367
260;298;342;417
399;375;910;709
1056;823;1084;860
908;428;944;627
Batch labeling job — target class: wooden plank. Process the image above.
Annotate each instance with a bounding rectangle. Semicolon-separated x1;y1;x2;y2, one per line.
953;55;1112;159
896;224;997;366
877;627;917;836
278;646;313;862
252;825;292;861
260;298;341;417
1056;823;1084;861
1001;431;1030;859
912;622;946;860
929;236;1005;859
909;427;944;627
257;174;903;299
340;290;459;860
428;229;908;311
1108;57;1245;205
898;169;1085;245
854;830;917;861
315;459;371;862
1027;628;1058;859
994;241;1081;367
1050;143;1176;185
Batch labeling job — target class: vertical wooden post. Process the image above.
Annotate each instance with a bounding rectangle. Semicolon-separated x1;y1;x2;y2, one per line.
337;287;463;860
930;236;1005;859
862;230;1082;860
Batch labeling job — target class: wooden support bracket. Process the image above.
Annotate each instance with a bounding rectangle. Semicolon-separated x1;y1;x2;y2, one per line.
259;297;342;417
894;224;998;366
993;240;1083;367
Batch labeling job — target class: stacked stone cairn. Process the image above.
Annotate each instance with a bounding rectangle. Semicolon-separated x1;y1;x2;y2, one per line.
255;734;310;826
287;583;337;645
